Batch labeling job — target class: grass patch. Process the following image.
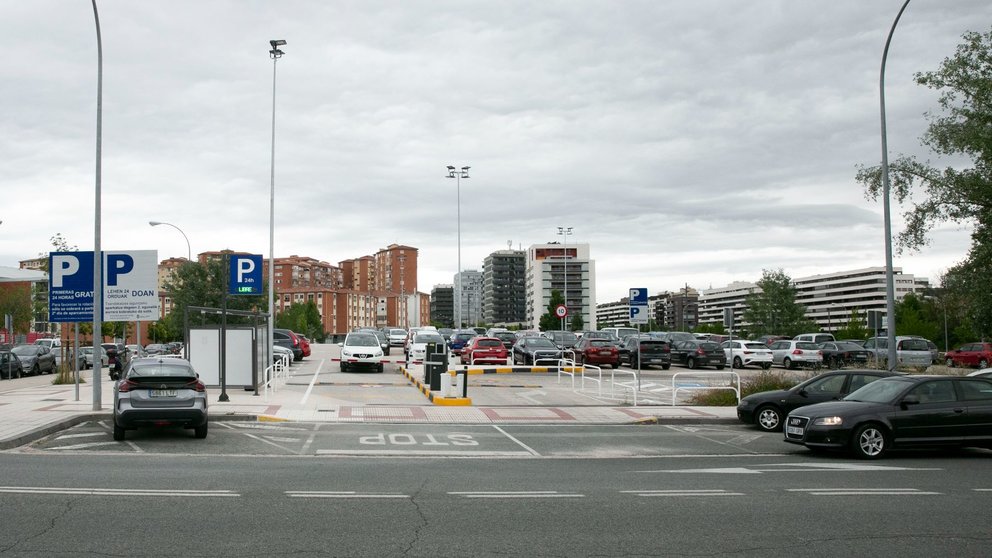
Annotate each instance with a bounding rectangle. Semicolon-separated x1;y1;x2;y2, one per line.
686;370;798;406
51;363;86;385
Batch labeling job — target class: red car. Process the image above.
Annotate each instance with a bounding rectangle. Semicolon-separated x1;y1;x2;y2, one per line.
298;334;312;358
461;337;508;365
945;342;992;368
573;337;619;369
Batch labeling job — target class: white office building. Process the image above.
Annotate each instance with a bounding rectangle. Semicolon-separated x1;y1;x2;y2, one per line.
453;270;483;328
525;242;596;330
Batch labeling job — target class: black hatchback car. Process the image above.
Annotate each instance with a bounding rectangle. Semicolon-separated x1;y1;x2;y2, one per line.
622;335;672;370
670;339;726;369
737;370;899;432
783;375;992;459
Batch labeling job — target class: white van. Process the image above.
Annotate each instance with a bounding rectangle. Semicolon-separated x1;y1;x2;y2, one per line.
793;333;836;344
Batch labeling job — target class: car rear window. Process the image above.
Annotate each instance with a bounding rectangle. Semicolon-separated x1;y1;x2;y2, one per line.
699;342;720;350
744;343;767;350
589;340;613;348
898;339;930;351
478;339;502;347
415;334;445;344
129;363;196;378
796;342;820;350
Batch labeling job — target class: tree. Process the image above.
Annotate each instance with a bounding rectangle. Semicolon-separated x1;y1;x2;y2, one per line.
570;313;584;332
693;322;727;335
538;290;566;332
835;308;870;341
0;283;33;335
275;302;324;341
742;269;817;337
856;28;992;338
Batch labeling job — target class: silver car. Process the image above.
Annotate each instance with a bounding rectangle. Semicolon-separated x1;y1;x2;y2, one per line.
113;357;208;440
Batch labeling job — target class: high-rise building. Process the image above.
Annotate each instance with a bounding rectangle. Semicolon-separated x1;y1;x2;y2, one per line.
525;242;596;330
454;270;483;327
431;284;454;328
482;250;526;326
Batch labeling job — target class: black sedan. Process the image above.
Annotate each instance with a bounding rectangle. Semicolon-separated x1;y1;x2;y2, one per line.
737;370;899;432
818;341;871;369
670;339;726;369
622;336;672;370
1;351;24;379
783;375;992;459
512;337;563;366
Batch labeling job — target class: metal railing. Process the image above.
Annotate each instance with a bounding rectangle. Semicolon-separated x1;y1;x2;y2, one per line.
671;370;740;406
263;352;291;399
609;368;640;406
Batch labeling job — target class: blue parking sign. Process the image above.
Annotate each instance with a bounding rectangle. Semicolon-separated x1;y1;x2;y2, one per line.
49;252;96;322
229;254;263;295
629;288;648;305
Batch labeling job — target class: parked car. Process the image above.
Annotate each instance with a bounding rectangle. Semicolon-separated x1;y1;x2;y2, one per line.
272;345;294;364
768;340;823;369
448;330;476;355
757;335;790;346
78;346;109;369
656;331;698;346
573;337;620;369
794;333;836;344
490;331;518;350
297;334;312;358
403;327;437;359
358;329;389;356
817;341;871;369
945;342;992;369
461;337;508;365
783;375;992;459
512;336;563;365
387;328;408;347
600;327;639;343
737;370;900;432
273;329;304;361
144;343;170;356
112;357;208;440
438;328;454;342
862;336;933;368
34;337;63;365
544;330;579;351
670;339;726;370
967;368;992;379
338;332;385;373
11;344;57;375
406;331;446;366
720;340;773;369
1;350;24;379
623;336;672;370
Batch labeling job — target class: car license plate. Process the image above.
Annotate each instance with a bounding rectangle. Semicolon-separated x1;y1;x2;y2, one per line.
150;389;178;398
599;351;612;355
786;426;804;436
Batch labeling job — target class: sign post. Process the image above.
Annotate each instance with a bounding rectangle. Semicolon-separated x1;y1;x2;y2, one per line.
225;254;264;401
555;303;568;331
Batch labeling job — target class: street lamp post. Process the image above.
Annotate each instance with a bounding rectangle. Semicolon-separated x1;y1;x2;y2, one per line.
91;0;104;411
447;165;469;328
268;39;285;365
149;221;191;261
879;0;910;371
557;226;572;331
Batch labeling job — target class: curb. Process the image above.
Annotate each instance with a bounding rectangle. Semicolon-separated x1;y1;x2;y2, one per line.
400;368;472;406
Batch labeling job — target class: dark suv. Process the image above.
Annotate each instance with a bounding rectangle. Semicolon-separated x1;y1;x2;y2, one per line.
273;329;304;361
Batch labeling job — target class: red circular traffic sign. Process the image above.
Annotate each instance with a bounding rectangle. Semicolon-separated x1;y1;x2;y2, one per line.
555;304;568;318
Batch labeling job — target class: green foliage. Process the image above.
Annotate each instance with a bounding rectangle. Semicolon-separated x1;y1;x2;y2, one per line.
539;290;565;332
694;322;726;335
570;313;584;331
894;293;941;342
834;308;870;341
856;28;992;338
275;302;324;341
742;269;816;337
0;283;33;334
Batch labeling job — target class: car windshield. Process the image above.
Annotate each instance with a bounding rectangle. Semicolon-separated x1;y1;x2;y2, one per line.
390;329;406;336
347;335;379;347
844;377;912;403
526;338;557;349
11;346;35;356
414;334;445;344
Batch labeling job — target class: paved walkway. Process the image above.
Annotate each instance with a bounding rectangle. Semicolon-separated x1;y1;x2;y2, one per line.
0;364;738;449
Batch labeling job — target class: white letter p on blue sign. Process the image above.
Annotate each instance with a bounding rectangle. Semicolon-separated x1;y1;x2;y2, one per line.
237;258;256;283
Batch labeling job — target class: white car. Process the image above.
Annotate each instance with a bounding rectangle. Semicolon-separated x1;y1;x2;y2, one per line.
272;345;294;364
768;340;823;369
407;331;446;366
721;340;773;369
339;332;384;373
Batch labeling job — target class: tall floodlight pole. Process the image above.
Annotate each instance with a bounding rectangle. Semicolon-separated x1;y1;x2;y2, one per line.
91;0;104;410
268;39;285;363
557;226;572;331
879;0;910;372
149;221;191;261
447;166;470;328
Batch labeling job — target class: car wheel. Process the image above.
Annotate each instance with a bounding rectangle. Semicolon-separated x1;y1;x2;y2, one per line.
733;357;743;369
377;364;384;374
783;357;794;370
945;357;955;367
32;364;40;376
980;359;990;369
662;364;671;370
611;363;618;370
687;357;696;370
194;422;208;439
850;423;888;459
715;365;725;370
761;362;772;370
755;405;782;432
339;362;348;373
113;422;126;441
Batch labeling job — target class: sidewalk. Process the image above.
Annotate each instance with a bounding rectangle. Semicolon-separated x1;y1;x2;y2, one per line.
0;367;738;450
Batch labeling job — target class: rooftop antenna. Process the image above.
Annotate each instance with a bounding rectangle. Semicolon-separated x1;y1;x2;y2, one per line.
507;240;512;250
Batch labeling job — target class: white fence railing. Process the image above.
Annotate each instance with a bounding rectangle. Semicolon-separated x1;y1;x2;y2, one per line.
671;371;740;406
263;352;291;399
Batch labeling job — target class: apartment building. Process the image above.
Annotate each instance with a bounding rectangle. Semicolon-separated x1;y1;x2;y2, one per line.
431;284;454;328
525;242;596;330
374;244;418;295
482;249;526;327
454;270;483;328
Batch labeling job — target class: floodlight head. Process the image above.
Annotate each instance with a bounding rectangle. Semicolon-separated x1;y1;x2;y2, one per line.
447;165;455;170
149;221;162;226
270;39;286;48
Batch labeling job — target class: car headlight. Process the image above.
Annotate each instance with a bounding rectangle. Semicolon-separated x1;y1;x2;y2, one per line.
374;350;383;358
813;416;843;426
342;350;352;357
738;399;752;408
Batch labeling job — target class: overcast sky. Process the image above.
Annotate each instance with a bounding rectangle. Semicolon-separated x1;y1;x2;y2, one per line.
1;1;986;302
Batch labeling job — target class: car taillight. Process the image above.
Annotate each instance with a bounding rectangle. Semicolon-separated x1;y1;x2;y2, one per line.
186;379;206;393
696;348;706;355
117;379;137;392
792;349;802;355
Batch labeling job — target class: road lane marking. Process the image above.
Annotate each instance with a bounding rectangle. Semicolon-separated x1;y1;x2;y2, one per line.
449;491;584;499
621;489;744;497
786;488;941;496
48;442;120;451
286;491;408;499
0;487;239;497
638;462;944;474
55;432;105;440
299;359;325;405
315;449;532;457
235;431;298;453
493;425;541;456
300;423;320;455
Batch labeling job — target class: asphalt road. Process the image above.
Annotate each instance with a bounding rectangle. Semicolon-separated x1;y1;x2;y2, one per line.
3;424;991;557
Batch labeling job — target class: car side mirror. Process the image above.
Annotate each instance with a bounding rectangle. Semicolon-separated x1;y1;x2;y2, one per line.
337;343;343;347
798;389;808;397
901;395;920;409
